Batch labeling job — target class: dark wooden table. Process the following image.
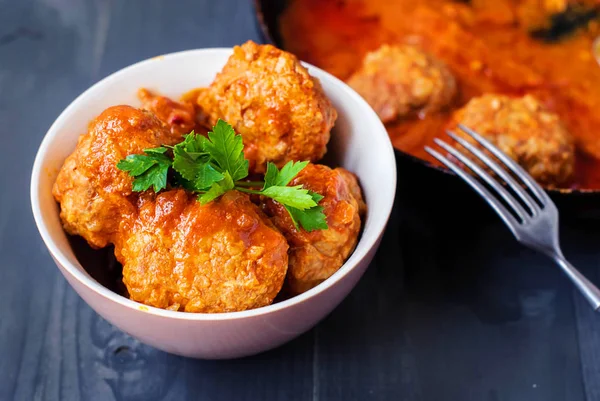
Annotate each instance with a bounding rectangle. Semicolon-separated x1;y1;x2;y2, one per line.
2;0;600;400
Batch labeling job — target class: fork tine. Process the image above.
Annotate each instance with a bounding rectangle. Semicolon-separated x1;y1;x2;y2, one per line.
425;146;520;235
433;138;530;222
458;124;549;205
447;130;539;216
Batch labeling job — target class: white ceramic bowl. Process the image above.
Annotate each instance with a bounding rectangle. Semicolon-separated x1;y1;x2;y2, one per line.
30;48;396;359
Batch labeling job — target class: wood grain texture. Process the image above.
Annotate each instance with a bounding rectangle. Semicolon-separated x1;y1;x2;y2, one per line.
0;0;598;399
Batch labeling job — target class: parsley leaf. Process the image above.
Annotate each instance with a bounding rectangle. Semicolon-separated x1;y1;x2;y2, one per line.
309;192;324;203
173;134;223;190
116;148;172;192
199;171;234;204
117;155;157;176
284;191;327;232
263;161;308;189
172;171;197;191
260;185;318;210
172;145;206;181
286;205;328;232
178;131;209;154
204;120;249;181
194;162;224;190
131;164;168;192
143;147;169;155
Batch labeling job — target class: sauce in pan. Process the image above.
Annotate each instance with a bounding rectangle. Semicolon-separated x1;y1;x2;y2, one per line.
280;0;600;189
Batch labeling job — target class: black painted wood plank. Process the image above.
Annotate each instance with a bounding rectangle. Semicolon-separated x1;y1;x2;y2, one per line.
567;223;600;401
312;179;585;401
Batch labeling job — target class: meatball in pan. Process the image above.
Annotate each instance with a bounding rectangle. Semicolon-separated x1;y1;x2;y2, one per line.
450;94;575;187
347;44;457;123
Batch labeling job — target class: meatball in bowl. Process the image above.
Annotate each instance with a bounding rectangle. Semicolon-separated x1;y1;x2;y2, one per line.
30;44;396;359
197;41;337;173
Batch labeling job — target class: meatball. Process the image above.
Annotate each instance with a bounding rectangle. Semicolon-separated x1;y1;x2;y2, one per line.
52;105;181;248
197;40;337;173
450;94;575;187
346;44;457;123
263;164;365;296
138;88;199;136
118;190;289;313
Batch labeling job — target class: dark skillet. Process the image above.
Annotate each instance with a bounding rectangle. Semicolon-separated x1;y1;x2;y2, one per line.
253;0;600;220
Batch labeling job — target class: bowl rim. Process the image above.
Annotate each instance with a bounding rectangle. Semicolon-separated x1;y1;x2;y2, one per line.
30;47;397;321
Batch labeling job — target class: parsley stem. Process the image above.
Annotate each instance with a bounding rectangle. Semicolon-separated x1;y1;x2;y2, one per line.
235;187;263;195
234;181;264;188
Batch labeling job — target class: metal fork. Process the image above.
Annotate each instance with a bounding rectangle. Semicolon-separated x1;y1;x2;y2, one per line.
425;124;600;310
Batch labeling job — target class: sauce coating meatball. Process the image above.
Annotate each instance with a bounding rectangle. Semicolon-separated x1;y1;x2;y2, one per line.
119;190;289;313
263;164;365;296
450;94;575;187
197;40;337;173
138;88;199;136
52;105;182;248
346;44;457;123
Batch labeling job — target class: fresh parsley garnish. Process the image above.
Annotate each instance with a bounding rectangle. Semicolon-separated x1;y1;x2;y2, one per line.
199;171;234;204
263;160;309;189
204;120;249;181
260;185;316;210
117;120;328;232
116;147;171;192
286;192;328;232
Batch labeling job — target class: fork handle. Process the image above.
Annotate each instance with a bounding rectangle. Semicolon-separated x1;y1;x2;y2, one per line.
554;256;600;310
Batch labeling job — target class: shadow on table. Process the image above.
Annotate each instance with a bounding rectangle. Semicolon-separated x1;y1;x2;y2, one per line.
297;155;590;401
